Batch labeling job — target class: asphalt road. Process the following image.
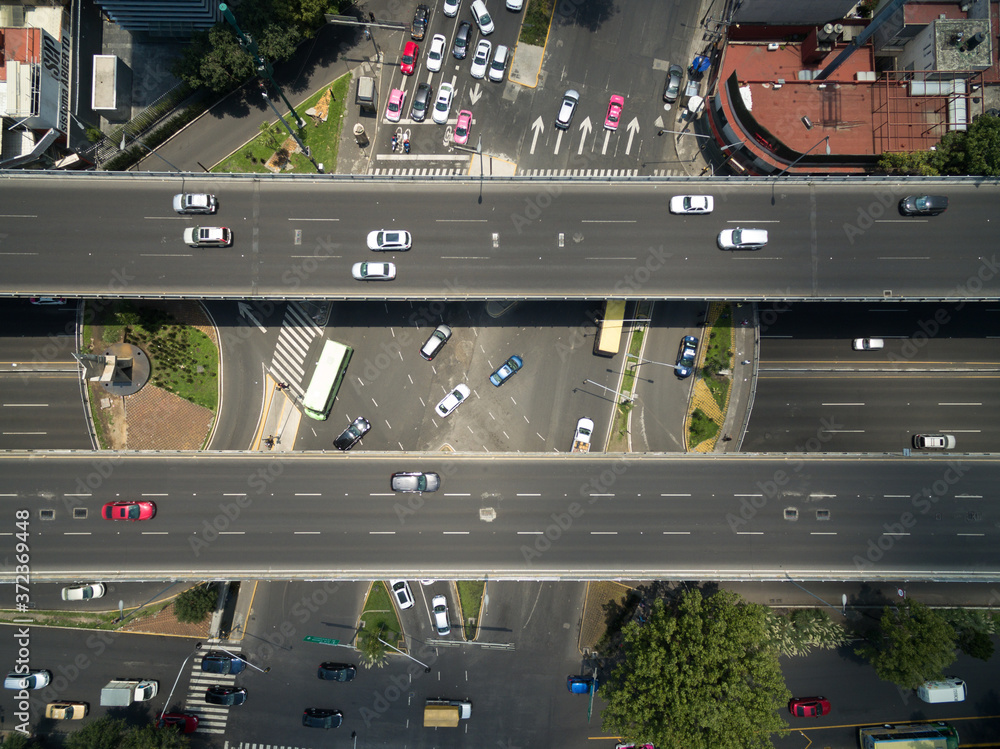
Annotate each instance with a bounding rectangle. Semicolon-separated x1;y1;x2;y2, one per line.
4;176;999;299
1;453;998;581
0;300;90;449
744;302;1000;452
292;299;617;452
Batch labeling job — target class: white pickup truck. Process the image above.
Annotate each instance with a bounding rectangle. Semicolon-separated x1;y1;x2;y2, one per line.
572;418;594;453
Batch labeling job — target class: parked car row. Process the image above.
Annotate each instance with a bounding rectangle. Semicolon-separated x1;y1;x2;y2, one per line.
388;581;451;636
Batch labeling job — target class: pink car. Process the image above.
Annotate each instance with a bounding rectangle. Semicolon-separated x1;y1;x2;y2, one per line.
605;94;624;130
453;109;472;145
386;88;406;122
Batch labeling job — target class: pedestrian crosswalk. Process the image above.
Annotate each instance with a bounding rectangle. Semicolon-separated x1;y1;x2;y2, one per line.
369;166;469;176
225;743;314;749
270;302;325;399
178;644;245;735
517;167;641;177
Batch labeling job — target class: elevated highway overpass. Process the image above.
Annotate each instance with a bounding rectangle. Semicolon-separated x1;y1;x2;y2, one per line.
2;173;998;300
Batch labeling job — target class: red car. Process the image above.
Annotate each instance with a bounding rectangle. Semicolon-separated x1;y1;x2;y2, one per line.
605;94;624;130
401;41;419;75
102;500;156;521
788;696;830;717
157;713;199;733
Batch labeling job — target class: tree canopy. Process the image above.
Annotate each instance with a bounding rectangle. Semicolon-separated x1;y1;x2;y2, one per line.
878;113;1000;176
600;589;790;749
64;718;189;749
173;582;218;623
855;599;956;690
172;0;347;93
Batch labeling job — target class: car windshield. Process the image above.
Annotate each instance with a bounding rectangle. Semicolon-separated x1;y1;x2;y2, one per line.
125;505;139;518
731;228;743;244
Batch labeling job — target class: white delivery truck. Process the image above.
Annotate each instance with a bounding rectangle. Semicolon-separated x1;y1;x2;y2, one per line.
100;679;158;706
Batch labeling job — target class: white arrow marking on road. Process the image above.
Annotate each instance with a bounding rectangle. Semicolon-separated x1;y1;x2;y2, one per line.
529;116;544;155
237;302;266;333
602;129;610;155
469;82;483;106
576;116;592;155
625;117;640;155
554;129;563;155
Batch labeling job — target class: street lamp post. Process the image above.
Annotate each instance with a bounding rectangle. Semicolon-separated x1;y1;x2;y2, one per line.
377;636;431;672
220;3;304;129
158;642;202;723
775;135;831;177
214;645;270;673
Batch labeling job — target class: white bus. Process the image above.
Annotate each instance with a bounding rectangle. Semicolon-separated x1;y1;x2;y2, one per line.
301;340;353;421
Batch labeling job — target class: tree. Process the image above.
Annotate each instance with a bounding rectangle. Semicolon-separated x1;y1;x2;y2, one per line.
601;589;790;749
855;599;956;690
65;718;190;749
171;25;255;93
3;733;38;749
878;114;1000;176
956;627;994;661
173;583;218;623
356;623;389;669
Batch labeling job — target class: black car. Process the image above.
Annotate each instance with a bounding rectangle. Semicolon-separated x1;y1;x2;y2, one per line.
453;22;472;59
200;650;247;675
303;707;343;729
411;4;429;40
333;416;371;451
205;686;247;706
411;82;434;122
318;662;357;682
899;195;948;216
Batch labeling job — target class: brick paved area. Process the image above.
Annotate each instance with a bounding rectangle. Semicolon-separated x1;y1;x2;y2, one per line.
123;301;218;450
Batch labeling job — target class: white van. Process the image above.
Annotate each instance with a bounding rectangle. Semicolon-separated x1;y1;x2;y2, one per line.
917;678;967;703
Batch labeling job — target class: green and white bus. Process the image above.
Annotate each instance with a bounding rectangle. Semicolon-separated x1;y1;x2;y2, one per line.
859;722;958;749
301;339;353;421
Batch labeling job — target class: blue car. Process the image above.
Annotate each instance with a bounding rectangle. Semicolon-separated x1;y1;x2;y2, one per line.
675;335;698;378
567;675;597;694
201;650;247;675
490;355;523;387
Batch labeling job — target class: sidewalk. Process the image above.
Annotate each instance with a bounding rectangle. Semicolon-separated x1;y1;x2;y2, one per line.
256;377;304;452
717;303;757;452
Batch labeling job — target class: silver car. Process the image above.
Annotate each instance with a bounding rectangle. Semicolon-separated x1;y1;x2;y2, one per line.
663;64;683;103
390;472;441;493
420;324;453;361
173;193;217;214
555;90;579;130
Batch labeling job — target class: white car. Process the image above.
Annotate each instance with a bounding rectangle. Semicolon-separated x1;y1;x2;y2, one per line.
913;434;956;450
489;44;509;82
426;33;446;72
367;230;411;251
61;583;106;601
4;670;51;690
669;195;714;214
852;338;884;350
173;193;217;214
718;227;767;250
470;39;492;79
351;262;396;281
432;595;451;636
390;579;414;610
443;0;460;17
183;226;232;247
433;81;455;124
506;0;523;9
436;383;471;417
470;0;494;34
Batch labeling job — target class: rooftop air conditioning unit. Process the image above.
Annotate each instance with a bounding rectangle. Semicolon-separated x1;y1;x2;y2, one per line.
767;42;779;51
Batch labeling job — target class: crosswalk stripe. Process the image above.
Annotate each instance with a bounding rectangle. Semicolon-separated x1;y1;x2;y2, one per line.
287;303;324;336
